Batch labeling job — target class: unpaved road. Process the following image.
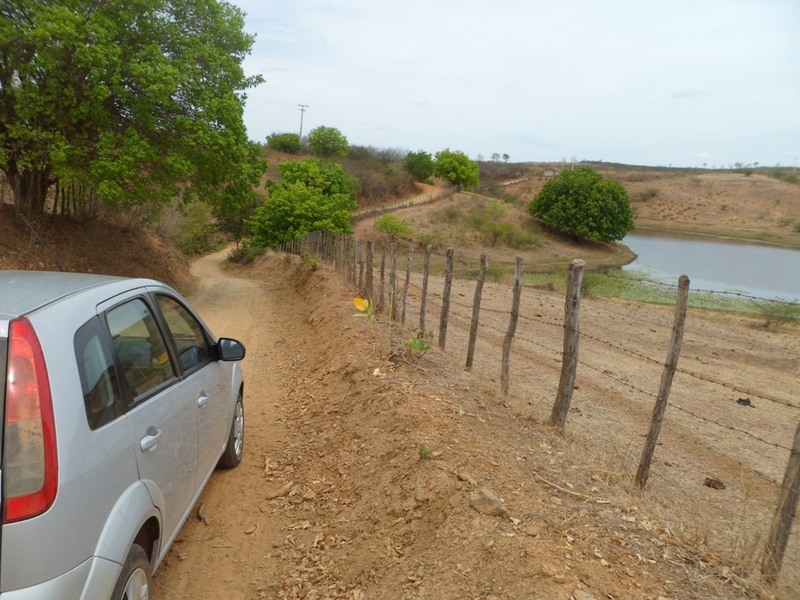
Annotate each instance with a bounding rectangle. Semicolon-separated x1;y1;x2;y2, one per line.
151;248;800;599
151;248;292;597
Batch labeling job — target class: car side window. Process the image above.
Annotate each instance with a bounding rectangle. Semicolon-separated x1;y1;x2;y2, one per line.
74;317;124;430
155;294;211;373
106;298;176;399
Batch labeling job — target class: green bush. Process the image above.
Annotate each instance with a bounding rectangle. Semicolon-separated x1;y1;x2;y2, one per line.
307;126;349;157
529;167;634;241
374;214;414;242
266;132;301;154
404;150;435;182
248;158;357;247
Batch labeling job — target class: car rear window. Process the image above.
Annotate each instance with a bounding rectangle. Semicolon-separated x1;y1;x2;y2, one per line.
75;318;123;430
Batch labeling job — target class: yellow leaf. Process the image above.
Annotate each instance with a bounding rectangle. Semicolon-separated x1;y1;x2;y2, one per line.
353;297;370;312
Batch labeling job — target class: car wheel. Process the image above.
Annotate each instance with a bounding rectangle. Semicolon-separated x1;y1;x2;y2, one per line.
111;544;151;600
218;393;244;468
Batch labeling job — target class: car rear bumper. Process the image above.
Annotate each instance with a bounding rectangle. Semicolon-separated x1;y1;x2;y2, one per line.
0;555;119;600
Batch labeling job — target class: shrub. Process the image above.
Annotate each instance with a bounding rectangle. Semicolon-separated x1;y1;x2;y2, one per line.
433;149;480;190
266;132;301;154
374;214;414;242
404;150;435;182
307;126;349;157
529;167;634;241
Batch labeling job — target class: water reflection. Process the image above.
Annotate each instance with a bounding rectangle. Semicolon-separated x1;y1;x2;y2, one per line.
622;230;800;302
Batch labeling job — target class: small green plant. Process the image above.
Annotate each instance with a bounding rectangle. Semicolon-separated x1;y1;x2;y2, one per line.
406;330;432;360
418;446;433;460
486;263;505;283
302;252;320;270
751;299;800;328
374;214;414;242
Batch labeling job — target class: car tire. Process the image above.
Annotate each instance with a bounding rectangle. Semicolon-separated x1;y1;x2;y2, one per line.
218;393;244;469
111;544;151;600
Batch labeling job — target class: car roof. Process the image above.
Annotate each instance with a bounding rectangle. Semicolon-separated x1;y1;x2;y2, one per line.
0;271;159;320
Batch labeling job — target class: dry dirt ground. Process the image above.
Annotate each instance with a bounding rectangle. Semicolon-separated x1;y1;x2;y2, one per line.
143;247;799;600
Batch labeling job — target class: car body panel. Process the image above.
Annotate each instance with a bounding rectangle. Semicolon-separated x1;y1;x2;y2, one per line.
0;272;245;598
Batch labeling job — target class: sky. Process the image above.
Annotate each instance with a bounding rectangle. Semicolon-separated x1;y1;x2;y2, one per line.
230;0;800;168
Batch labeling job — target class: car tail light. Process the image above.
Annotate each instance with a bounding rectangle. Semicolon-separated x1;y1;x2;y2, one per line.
3;318;58;523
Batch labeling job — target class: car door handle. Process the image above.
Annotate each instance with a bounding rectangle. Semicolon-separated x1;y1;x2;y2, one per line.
140;427;162;452
197;393;209;408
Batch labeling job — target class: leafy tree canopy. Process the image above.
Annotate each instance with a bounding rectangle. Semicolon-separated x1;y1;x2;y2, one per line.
248;158;357;247
528;167;634;242
403;150;434;182
307;126;349;158
433;149;480;190
0;0;264;216
374;214;414;243
267;132;301;154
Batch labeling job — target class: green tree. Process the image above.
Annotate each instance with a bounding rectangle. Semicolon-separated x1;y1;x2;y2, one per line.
307;126;349;158
267;132;301;154
403;150;434;182
433;149;480;190
0;0;263;216
374;214;414;243
528;167;634;242
247;158;357;247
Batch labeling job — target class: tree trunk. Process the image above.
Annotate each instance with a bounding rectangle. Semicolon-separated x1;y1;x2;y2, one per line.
7;161;52;214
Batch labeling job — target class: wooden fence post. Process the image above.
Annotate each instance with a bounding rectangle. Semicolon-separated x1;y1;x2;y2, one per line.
549;259;586;427
761;422;800;582
500;257;523;395
401;245;414;326
466;253;488;371
438;247;454;350
389;243;398;320
357;239;365;293
420;245;432;333
377;244;386;313
635;274;690;488
366;241;374;302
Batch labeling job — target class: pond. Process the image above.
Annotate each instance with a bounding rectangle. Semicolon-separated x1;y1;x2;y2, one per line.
621;230;800;302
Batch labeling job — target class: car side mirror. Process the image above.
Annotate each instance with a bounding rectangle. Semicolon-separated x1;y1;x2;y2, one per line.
216;338;246;361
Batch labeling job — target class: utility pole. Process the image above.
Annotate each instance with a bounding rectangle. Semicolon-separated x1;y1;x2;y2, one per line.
297;104;309;142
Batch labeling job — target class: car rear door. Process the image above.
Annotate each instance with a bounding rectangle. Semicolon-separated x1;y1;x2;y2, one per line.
102;295;199;549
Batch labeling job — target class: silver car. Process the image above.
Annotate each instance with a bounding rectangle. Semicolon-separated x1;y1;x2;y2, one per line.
0;271;246;599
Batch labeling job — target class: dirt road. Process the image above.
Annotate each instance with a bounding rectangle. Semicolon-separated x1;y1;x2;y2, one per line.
151;249;799;599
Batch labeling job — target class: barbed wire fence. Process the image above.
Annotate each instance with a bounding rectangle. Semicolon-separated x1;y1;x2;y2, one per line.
278;229;800;587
